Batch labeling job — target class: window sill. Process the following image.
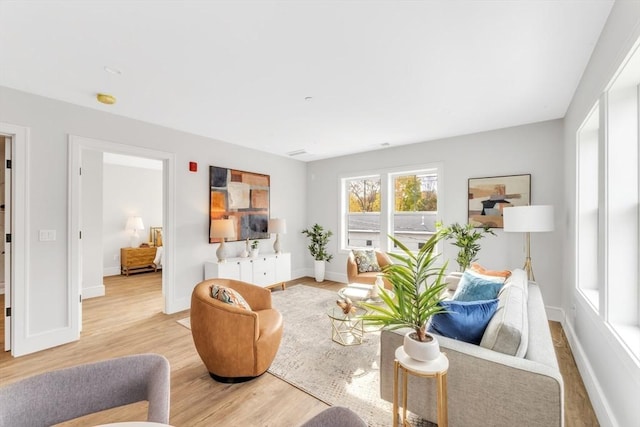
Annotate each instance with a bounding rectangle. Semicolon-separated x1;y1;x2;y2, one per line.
577;288;599;312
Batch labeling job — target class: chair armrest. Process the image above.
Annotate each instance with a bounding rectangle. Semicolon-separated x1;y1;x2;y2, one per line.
346;252;358;283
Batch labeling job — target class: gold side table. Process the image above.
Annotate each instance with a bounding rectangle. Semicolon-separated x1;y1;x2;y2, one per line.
327;306;366;346
393;346;449;427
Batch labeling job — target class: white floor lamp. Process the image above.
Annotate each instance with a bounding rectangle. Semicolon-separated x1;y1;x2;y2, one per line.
503;205;554;281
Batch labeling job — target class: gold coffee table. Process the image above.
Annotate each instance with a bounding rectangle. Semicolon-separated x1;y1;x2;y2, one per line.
327;306;366;346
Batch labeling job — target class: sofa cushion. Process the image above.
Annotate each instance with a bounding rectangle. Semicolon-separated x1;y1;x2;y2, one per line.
452;270;504;302
480;279;528;357
352;249;381;273
428;299;499;345
210;285;251;310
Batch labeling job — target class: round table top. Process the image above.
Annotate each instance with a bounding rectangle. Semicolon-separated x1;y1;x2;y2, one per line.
395;346;449;374
338;286;394;304
326;305;367;321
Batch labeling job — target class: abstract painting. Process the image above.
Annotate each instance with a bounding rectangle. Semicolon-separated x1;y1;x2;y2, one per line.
209;166;270;242
468;174;531;228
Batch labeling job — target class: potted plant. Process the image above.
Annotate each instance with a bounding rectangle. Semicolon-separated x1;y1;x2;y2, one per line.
361;232;448;361
301;224;333;282
436;221;495;272
250;240;259;258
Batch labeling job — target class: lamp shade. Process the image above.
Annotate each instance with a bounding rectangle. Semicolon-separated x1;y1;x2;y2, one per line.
268;218;287;234
126;216;145;231
210;219;236;239
503;205;554;232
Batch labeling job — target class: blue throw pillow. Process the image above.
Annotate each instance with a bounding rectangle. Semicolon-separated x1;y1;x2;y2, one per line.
428;299;499;345
452;270;504;302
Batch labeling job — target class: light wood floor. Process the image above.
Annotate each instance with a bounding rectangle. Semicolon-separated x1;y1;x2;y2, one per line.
0;274;599;426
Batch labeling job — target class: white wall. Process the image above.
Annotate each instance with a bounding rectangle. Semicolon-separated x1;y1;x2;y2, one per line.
307;119;565;310
102;162;162;276
562;1;640;426
0;86;307;352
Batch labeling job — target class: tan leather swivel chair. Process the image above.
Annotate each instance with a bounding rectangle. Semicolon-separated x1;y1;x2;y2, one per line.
346;250;393;289
190;278;283;383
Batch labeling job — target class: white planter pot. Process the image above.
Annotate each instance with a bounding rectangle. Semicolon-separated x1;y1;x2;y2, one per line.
314;260;325;282
250;249;259;258
403;331;440;361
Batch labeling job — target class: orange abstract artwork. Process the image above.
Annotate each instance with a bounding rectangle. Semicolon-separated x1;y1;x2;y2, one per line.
209;166;270;242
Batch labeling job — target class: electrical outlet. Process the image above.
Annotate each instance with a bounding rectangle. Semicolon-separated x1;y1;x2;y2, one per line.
114;254;120;261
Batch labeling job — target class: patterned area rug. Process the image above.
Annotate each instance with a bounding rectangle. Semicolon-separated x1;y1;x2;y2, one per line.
177;285;433;427
268;285;433;427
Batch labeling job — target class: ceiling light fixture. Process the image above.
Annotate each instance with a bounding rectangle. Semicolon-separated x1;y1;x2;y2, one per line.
96;93;116;105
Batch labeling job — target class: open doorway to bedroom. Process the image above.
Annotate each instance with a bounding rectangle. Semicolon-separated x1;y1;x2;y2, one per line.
80;150;164;334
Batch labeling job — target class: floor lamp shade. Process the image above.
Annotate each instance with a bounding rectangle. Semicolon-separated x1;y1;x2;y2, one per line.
503;205;554;281
269;218;287;253
210;219;236;262
503;205;554;233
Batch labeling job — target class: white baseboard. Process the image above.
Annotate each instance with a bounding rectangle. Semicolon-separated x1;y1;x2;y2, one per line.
103;267;121;277
545;305;564;322
83;284;105;299
561;316;617;427
297;268;348;284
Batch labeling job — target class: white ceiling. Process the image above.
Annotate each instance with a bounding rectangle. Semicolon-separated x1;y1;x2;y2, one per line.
0;0;614;161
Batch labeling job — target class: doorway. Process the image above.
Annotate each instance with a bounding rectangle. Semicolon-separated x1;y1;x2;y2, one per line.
0;135;11;351
69;135;176;337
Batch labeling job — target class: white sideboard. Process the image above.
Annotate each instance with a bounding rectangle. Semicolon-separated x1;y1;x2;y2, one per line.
204;253;291;290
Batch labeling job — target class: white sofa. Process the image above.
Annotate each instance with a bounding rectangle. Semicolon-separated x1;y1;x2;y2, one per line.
379;269;564;427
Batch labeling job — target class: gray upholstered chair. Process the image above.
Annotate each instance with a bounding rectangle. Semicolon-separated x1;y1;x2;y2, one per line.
0;353;170;426
300;406;367;427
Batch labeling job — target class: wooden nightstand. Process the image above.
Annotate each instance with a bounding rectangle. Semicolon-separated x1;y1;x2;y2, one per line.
120;247;159;276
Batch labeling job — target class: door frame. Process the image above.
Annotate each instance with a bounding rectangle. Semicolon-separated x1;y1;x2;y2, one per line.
0;123;28;356
69;135;176;322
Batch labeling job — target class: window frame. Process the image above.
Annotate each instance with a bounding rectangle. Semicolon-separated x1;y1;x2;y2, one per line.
339;162;443;255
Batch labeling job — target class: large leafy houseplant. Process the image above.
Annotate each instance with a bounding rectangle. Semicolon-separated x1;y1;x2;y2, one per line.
361;232;448;343
436;222;495;272
301;224;334;262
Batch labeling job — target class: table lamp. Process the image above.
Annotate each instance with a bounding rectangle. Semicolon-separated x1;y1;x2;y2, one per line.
210;219;236;262
269;218;287;253
503;205;554;281
126;216;145;248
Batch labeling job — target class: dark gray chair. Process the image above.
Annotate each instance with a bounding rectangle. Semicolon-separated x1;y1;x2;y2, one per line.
300;406;367;427
0;353;170;426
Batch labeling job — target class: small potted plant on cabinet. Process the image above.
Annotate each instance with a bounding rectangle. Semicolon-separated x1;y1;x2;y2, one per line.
361;232;448;361
250;240;259;258
301;224;333;282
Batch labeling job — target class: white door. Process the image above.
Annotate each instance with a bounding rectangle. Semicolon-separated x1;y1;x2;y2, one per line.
3;136;11;351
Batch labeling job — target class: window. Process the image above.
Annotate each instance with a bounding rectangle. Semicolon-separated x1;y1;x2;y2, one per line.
344;175;381;248
341;165;440;252
576;35;640;360
576;103;600;310
391;171;438;251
